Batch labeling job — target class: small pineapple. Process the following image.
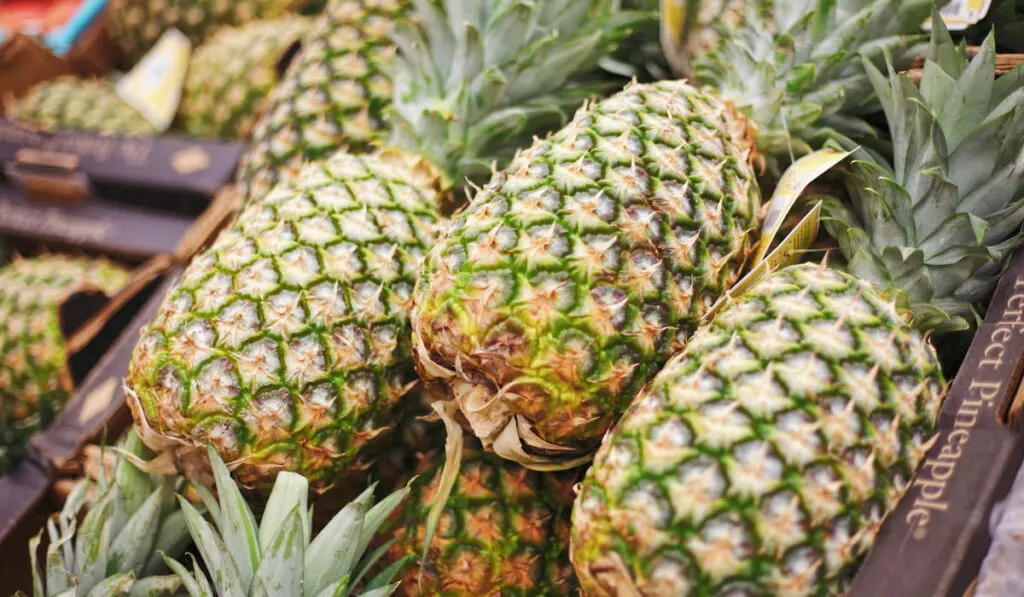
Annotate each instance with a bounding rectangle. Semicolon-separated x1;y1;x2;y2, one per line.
165;444;408;597
237;0;411;200
21;430;189;597
126;0;644;488
569;18;1024;595
5;76;157;136
411;0;940;469
181;16;313;140
107;0;306;66
0;256;130;471
381;433;581;596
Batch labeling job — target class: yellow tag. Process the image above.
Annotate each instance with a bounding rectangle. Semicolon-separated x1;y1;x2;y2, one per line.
78;377;118;424
751;148;851;265
703;201;823;322
115;29;191;132
923;0;993;30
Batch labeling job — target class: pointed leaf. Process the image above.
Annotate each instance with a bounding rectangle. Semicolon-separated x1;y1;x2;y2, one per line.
109;485;165;576
303;488;373;597
128;575;183;597
252;507;305;597
162;554;214;597
207;445;259;591
84;571;134;597
258;472;309;552
177;496;245;597
143;509;191;577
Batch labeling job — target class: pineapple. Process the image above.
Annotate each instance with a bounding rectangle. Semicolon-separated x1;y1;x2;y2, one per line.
5;76;157;136
126;0;645;488
164;444;408;597
569;18;1024;595
410;0;941;469
21;430;189;597
237;0;411;201
0;256;130;472
107;0;306;66
380;431;582;596
181;16;313;140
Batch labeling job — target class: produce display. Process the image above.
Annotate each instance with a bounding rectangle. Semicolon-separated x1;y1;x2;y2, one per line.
5;1;1024;596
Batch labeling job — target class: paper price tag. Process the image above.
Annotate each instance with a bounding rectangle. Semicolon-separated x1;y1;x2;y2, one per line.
116;28;191;132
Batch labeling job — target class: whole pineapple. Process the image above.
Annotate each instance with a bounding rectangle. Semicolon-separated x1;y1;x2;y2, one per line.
165;445;407;597
6;77;157;136
237;0;410;201
22;430;189;597
411;0;940;469
181;16;313;140
126;0;645;488
107;0;306;66
382;434;582;596
570;19;1024;595
0;256;130;471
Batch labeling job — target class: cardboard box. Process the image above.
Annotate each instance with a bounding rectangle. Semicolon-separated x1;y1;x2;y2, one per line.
848;250;1024;597
0;267;182;596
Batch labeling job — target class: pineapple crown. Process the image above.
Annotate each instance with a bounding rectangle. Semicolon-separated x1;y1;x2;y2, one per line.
678;0;942;172
165;445;411;597
824;12;1024;333
386;0;651;187
25;431;189;596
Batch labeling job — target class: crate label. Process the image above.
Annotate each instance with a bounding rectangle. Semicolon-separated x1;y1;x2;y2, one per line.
924;0;993;30
116;28;191;131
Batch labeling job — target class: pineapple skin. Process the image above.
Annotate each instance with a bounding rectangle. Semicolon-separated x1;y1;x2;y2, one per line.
127;151;444;487
0;257;130;466
411;80;761;464
237;0;409;201
382;434;582;596
181;16;313;140
107;0;301;65
7;77;157;136
571;264;946;596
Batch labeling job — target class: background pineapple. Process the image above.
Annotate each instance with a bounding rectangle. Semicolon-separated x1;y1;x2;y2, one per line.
21;430;189;597
126;0;645;488
237;0;410;201
0;256;130;472
107;0;308;66
410;0;939;469
381;431;582;596
569;17;1024;595
181;16;313;140
5;76;157;136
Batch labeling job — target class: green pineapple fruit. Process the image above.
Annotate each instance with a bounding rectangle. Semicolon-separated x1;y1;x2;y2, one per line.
181;16;313;140
165;444;408;597
6;76;157;136
125;0;646;488
410;0;940;469
0;256;130;472
237;0;411;200
569;18;1024;595
21;430;190;597
107;0;306;66
380;431;581;596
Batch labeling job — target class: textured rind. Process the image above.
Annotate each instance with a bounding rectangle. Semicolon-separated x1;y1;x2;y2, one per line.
237;0;409;200
6;77;157;136
107;0;301;65
411;80;761;460
0;256;130;464
127;151;444;487
181;16;312;140
381;432;581;597
571;263;946;596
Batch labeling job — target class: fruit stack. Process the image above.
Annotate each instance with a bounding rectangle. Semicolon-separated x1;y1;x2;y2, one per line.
7;1;1024;596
